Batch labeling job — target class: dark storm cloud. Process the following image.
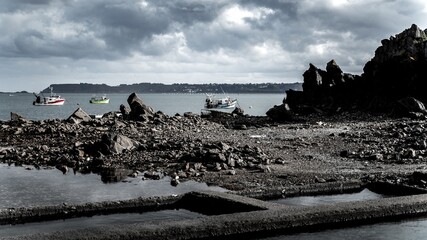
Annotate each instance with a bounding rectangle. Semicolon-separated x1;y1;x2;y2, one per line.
0;0;427;91
0;0;60;12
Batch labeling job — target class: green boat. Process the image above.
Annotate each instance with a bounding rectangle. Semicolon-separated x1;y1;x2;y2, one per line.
90;95;110;104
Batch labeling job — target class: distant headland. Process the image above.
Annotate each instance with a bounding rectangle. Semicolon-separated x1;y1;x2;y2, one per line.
38;82;302;94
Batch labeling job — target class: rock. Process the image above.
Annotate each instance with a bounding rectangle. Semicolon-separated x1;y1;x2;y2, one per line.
55;164;68;174
367;153;384;161
326;59;343;85
67;108;92;124
91;134;140;155
170;174;180;186
183;112;197;118
302;63;323;92
396;97;427;116
119;104;131;119
170;178;180;186
144;171;162;180
266;103;293;122
232;107;244;116
10;112;31;124
101;168;133;182
315;176;327;183
283;24;427;114
127;93;154;121
412;171;427;184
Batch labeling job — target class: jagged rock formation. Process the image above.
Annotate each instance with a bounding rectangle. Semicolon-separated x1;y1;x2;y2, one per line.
271;24;427;120
120;92;155;121
363;24;427;106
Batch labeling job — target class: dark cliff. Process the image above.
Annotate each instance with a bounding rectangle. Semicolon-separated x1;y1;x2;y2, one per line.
269;24;427;121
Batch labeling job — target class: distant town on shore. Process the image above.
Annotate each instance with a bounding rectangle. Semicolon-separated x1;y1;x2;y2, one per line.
25;82;301;94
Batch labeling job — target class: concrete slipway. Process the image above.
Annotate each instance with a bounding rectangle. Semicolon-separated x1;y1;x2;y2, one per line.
2;181;427;240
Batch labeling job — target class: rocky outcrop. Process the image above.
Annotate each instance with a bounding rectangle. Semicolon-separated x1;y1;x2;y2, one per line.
363;24;427;105
282;24;427;117
123;93;155;121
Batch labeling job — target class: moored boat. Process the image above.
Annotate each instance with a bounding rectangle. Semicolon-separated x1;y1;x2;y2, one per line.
90;95;110;104
33;87;65;106
204;94;237;110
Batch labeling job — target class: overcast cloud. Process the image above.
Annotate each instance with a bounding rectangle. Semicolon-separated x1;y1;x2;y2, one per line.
1;0;426;92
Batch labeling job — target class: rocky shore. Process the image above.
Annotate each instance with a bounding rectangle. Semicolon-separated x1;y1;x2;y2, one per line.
2;24;427;196
2;100;427;194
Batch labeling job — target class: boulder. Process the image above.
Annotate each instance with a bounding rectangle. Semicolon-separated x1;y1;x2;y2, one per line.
266;103;293;122
10;112;25;121
102;134;140;154
10;112;32;125
67;108;92;124
396;97;427;116
100;168;133;182
119;104;131;120
232;107;244;116
91;133;140;155
127;93;154;121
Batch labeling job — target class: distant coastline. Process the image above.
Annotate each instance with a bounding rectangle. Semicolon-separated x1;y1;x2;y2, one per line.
33;82;302;94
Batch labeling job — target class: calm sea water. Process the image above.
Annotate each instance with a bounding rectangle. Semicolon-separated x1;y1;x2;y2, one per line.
0;93;284;121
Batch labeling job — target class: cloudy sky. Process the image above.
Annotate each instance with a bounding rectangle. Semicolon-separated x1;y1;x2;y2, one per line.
1;0;426;92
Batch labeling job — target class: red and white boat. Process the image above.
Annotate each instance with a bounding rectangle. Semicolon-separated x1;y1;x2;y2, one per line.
33;87;65;106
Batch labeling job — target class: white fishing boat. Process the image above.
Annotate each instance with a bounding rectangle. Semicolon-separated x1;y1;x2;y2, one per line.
33;87;65;106
204;94;237;110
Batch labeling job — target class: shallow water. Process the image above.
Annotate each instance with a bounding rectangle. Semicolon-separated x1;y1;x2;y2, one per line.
271;188;388;206
0;164;226;208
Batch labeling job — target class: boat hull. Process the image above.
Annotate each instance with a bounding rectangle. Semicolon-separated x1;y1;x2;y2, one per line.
33;100;65;106
90;99;110;104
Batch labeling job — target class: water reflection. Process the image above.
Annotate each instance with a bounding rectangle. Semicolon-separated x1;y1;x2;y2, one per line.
271;188;388;206
0;164;226;208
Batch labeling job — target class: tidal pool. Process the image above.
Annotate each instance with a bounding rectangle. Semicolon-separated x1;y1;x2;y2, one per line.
0;164;226;208
271;188;389;206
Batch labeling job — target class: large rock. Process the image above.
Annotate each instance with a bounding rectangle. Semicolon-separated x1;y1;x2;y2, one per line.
363;24;427;103
285;24;427;114
126;93;154;121
119;104;131;119
100;133;140;155
67;108;92;124
10;112;31;124
396;97;427;117
266;103;293;122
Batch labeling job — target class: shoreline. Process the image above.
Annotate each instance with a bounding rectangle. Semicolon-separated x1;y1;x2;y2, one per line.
3;105;427;238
